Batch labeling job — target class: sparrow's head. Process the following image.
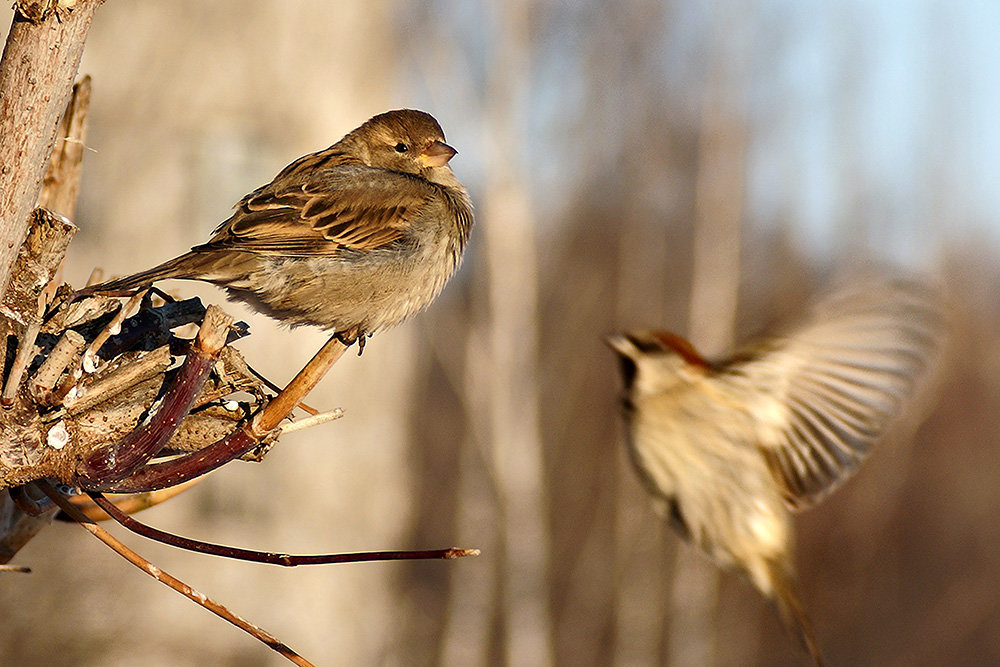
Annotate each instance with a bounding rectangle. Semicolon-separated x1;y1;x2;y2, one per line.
606;330;711;397
349;109;459;183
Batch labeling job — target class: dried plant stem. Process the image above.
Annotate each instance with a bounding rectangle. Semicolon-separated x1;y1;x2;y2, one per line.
85;267;104;287
63;345;173;414
241;359;320;415
252;336;348;434
96;296;207;359
38;74;92;219
277;408;344;434
76;306;232;487
0;65;91;561
1;320;41;408
0;564;31;573
83;289;147;363
66;478;205;522
101;335;348;493
36;480;314;667
29;329;86;404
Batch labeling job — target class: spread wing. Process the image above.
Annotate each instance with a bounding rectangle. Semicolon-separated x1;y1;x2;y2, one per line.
721;278;944;509
197;163;436;256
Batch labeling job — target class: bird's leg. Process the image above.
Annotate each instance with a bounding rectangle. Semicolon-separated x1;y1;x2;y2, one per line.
75;306;232;489
92;334;349;493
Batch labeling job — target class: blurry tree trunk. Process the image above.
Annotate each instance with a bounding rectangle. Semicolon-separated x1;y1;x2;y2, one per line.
686;51;746;354
670;9;750;666
0;0;101;303
479;2;554;665
613;214;672;665
438;351;503;665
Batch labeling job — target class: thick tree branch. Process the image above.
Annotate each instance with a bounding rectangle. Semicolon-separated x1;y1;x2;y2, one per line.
0;1;102;303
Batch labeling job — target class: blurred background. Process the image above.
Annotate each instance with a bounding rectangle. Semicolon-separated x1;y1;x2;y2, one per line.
1;1;999;665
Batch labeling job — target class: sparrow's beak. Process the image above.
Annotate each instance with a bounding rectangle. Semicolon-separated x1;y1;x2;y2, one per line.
606;334;640;387
604;334;637;359
419;140;458;167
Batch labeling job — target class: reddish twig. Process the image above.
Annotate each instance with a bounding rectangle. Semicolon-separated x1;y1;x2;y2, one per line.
76;306;232;488
88;490;479;564
98;335;348;493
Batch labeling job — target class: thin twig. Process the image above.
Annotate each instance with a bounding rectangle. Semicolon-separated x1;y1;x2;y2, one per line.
94;296;206;360
252;335;348;435
277;408;344;434
38;75;92;219
85;267;103;287
64;478;205;521
243;360;320;416
89;490;480;565
81;289;147;368
36;480;315;667
0;564;31;573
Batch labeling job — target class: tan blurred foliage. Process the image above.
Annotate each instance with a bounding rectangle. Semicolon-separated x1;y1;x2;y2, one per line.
1;2;998;666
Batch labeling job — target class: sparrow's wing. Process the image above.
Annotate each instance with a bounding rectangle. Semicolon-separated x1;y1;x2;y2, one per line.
721;279;944;509
198;164;436;256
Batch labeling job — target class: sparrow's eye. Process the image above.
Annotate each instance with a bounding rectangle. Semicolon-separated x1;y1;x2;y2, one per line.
394;142;409;153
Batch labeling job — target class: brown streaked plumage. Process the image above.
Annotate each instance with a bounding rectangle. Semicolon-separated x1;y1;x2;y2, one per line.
85;109;473;348
607;278;944;665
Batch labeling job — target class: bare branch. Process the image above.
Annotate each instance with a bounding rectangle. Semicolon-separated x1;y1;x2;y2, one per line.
89;490;480;565
99;335;349;493
75;306;233;487
0;1;102;302
29;328;86;405
62;346;173;414
37;480;316;667
38;74;92;219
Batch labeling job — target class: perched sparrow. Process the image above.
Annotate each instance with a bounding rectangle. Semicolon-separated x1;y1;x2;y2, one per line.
607;279;943;664
83;109;473;349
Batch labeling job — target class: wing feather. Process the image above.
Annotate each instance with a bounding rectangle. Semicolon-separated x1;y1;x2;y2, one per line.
723;278;944;509
196;163;436;257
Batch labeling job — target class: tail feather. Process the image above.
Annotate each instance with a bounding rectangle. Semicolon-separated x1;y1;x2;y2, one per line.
770;562;824;666
80;252;206;294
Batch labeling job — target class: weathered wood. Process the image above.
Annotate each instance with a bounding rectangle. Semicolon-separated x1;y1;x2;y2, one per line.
0;1;102;303
38;75;92;218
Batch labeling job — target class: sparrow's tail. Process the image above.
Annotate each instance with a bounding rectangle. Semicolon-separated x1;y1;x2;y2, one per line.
769;561;824;667
77;252;209;295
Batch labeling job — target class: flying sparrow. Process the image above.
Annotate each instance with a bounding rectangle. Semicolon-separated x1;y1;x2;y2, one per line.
607;278;944;664
81;109;474;350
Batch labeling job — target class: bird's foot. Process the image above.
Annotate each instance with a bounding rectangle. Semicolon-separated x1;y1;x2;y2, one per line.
334;330;370;355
